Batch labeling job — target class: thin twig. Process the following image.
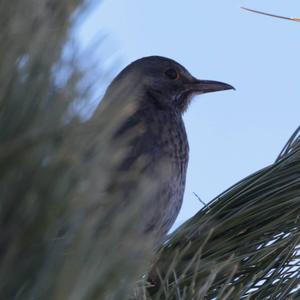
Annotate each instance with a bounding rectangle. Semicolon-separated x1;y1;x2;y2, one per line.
241;7;300;22
193;192;208;207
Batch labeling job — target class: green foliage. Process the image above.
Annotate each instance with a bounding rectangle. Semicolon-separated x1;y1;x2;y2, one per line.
0;1;155;299
0;1;87;298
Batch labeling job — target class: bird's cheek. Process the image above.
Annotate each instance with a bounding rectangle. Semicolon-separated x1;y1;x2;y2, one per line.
175;91;192;112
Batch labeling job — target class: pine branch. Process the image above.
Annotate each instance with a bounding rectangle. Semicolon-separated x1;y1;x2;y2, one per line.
148;126;300;299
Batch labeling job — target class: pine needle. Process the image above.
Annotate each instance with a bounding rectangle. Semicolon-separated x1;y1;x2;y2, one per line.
241;7;300;22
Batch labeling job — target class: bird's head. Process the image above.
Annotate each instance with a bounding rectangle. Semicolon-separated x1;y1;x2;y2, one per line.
107;56;234;113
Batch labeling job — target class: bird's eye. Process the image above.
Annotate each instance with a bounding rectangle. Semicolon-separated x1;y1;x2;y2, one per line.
165;68;179;80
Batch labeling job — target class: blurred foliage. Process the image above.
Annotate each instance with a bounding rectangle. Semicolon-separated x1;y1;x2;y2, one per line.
0;1;156;299
0;1;86;298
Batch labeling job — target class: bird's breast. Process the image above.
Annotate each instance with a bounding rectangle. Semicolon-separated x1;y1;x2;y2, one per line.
114;106;189;240
143;109;189;234
149;109;189;165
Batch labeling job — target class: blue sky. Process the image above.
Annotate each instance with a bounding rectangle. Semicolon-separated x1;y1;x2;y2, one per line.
78;0;300;228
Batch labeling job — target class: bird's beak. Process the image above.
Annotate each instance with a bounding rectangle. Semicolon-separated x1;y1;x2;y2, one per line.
187;79;235;94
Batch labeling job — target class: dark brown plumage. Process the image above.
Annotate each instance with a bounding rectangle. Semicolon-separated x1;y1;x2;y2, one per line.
97;56;234;244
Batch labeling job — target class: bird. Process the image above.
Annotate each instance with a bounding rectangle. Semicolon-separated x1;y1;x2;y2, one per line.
94;56;234;245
